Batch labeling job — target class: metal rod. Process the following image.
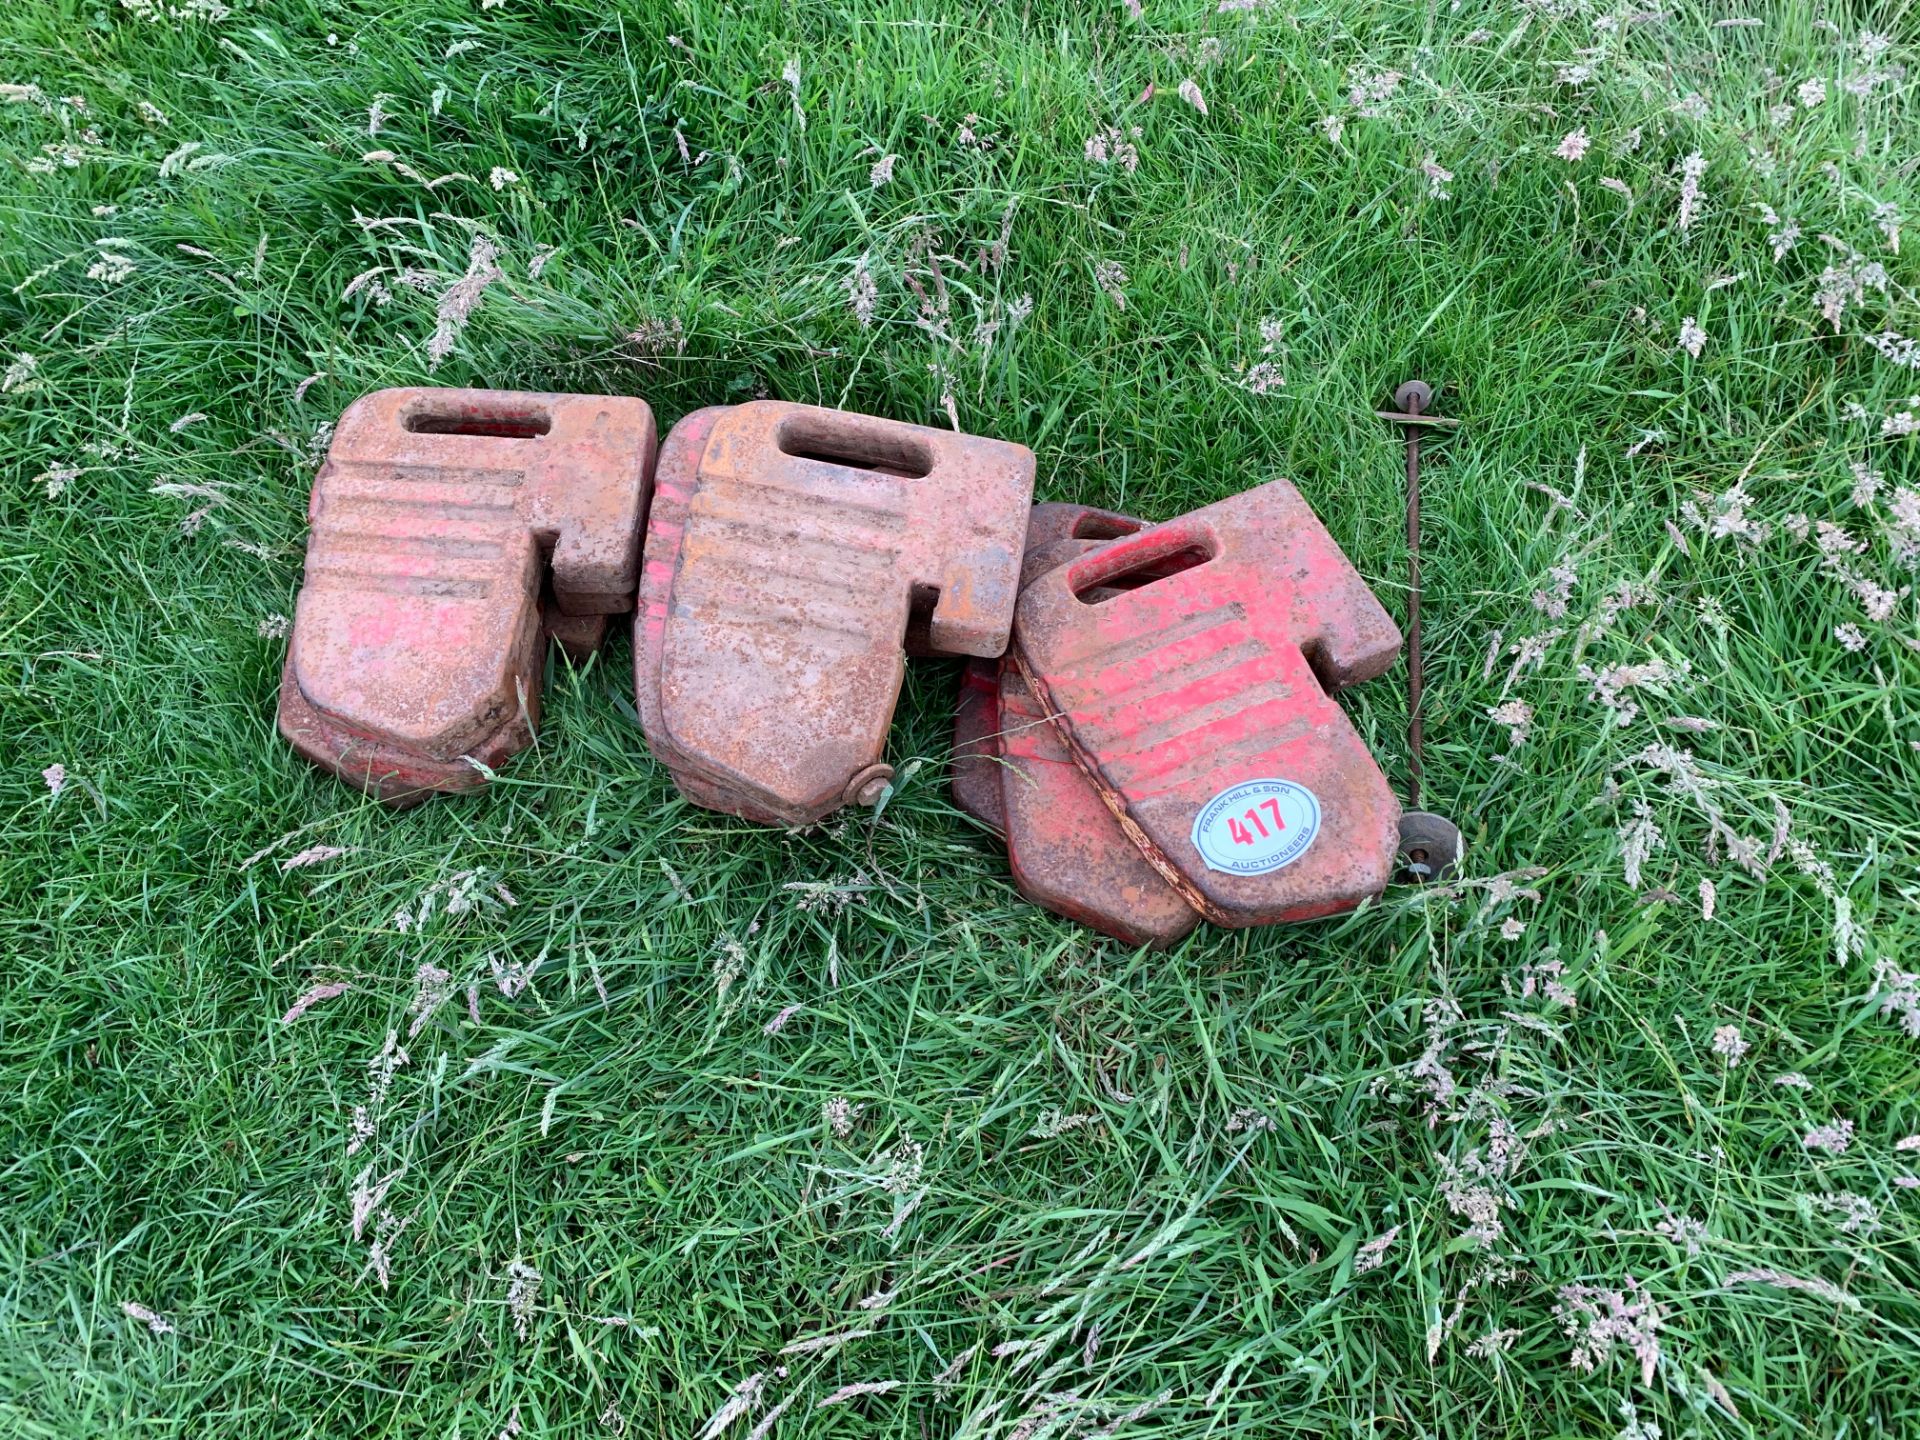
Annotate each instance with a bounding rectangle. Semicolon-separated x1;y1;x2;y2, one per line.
1382;383;1448;811
1403;393;1424;810
1381;382;1464;882
1402;390;1425;811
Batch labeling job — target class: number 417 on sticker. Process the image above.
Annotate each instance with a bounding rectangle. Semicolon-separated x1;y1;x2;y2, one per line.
1226;797;1287;846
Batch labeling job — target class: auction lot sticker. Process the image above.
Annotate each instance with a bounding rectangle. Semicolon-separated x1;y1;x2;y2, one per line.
1190;779;1321;875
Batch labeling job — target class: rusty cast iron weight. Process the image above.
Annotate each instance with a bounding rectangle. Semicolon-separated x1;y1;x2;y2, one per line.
1378;380;1465;882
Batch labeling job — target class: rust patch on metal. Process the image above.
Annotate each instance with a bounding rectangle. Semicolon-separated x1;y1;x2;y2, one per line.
1023;501;1148;550
629;406;784;821
279;387;654;804
999;652;1200;950
950;506;1148;833
950;658;1005;833
638;401;1034;825
950;513;1198;946
543;595;611;664
1012;480;1403;927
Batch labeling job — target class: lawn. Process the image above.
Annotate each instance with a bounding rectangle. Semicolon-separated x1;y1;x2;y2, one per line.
5;1;1920;1436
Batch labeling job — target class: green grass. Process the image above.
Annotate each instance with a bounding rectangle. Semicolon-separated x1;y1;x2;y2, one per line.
5;1;1920;1435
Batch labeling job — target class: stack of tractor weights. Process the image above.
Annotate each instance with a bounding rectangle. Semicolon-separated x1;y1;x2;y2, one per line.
281;387;1411;945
